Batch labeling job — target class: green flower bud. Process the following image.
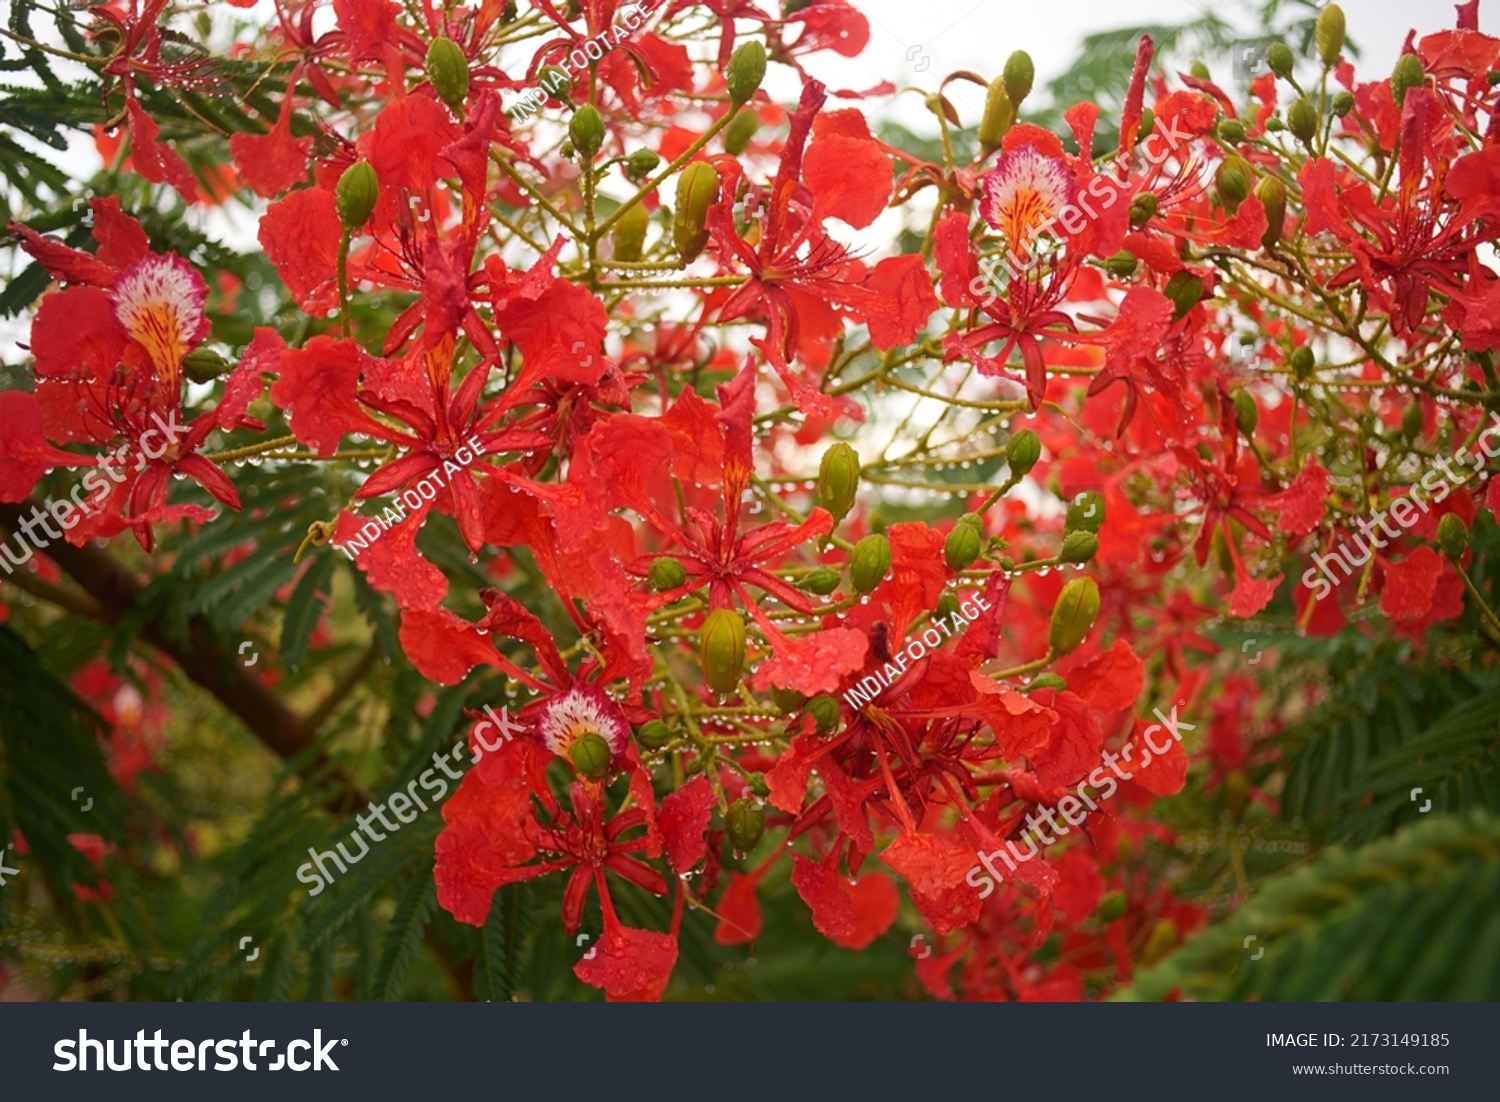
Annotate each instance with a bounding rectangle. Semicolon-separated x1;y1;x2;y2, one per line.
1065;491;1105;535
426;37;470;109
624;147;661;180
1287;96;1318;143
569;104;606;157
1215;156;1251;209
673;160;720;262
849;533;892;594
1489;70;1500;86
1003;50;1035;106
648;556;686;591
1059;531;1098;564
1316;4;1345;68
1216;119;1246;145
1164;270;1205;320
181;348;230;384
807;693;840;734
1266;42;1295;79
1104;250;1139;277
1097;890;1128;923
1189;60;1211;80
723;107;758;155
979;77;1016;153
335;161;379;231
1438;513;1469;560
1007;429;1041;477
1025;672;1067;692
772;686;806;714
1400;401;1424;441
725;797;765;854
1129;191;1158;230
1233;389;1258;436
1392;53;1426;106
1049;577;1100;656
699;608;747;696
937;590;962;622
635;720;672;750
1264;115;1286;132
726;40;767;105
945;519;984;571
1331;90;1355;117
1257;175;1287;249
742;771;770;797
796;566;843;595
612;199;650;262
817;442;861;524
1288;346;1315;378
569;731;612;781
537;65;574;105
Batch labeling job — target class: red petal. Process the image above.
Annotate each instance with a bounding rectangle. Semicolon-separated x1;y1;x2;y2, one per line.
0;391;93;501
658;775;716;874
864;254;940;350
574;916;678;1002
258;188;342;315
879;831;982;936
804;134;891;229
1380;545;1443;621
398;608;502;684
270;335;383;455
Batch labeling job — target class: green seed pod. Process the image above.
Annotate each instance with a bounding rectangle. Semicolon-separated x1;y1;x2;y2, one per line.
725;797;765;853
1264;115;1286;132
1316;4;1345;68
1097;890;1128;923
1233;389;1259;436
1400;401;1424;441
1266;42;1295;79
742;771;770;797
1003;50;1035;106
1331;90;1355;117
723;107;759;155
1059;531;1098;564
1287;96;1318;143
1065;491;1106;535
1438;513;1469;560
772;686;806;714
1129;191;1158;230
635;719;672;750
1288;346;1315;378
426;37;470;109
1215;156;1252;208
945;519;983;571
1392;53;1426;106
569;104;606;157
699;608;747;695
537;65;574;105
624;147;661;179
1257;175;1287;249
849;533;892;594
1104;250;1138;278
647;556;686;591
1049;577;1100;656
978;77;1016;153
181;348;230;384
612;199;650;262
1007;429;1041;477
817;442;861;524
937;589;962;622
673;160;720;262
1164;270;1205;320
726;40;767;105
796;566;843;595
1216;119;1246;145
569;731;612;781
335;161;379;231
807;694;840;734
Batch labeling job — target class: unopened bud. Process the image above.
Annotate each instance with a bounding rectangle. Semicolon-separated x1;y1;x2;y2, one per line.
1129;191;1157;229
1316;4;1345;68
699;608;747;695
569;104;606;156
1216;119;1246;145
335;161;379;231
1049;577;1100;655
537;65;574;105
1104;250;1138;277
817;442;861;524
1233;389;1258;436
725;797;765;853
1257;175;1287;249
849;533;892;594
1003;50;1034;106
1007;429;1041;477
1065;491;1105;535
624;147;661;179
726;40;767;105
1215;156;1251;209
772;686;806;714
1438;513;1469;560
807;694;840;734
182;348;230;383
1392;53;1425;106
1163;270;1205;320
937;590;962;622
673;160;719;262
612;200;650;262
1331;90;1355;117
1059;531;1098;564
945;518;984;571
723;107;758;155
648;556;686;591
635;719;672;750
1097;890;1128;922
1266;42;1295;79
1189;60;1211;80
569;731;612;781
979;77;1016;153
1287;96;1317;143
426;37;470;109
797;566;843;595
1401;401;1424;441
1288;346;1315;378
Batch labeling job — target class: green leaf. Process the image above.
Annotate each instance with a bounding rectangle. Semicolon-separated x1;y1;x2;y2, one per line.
280;555;335;671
